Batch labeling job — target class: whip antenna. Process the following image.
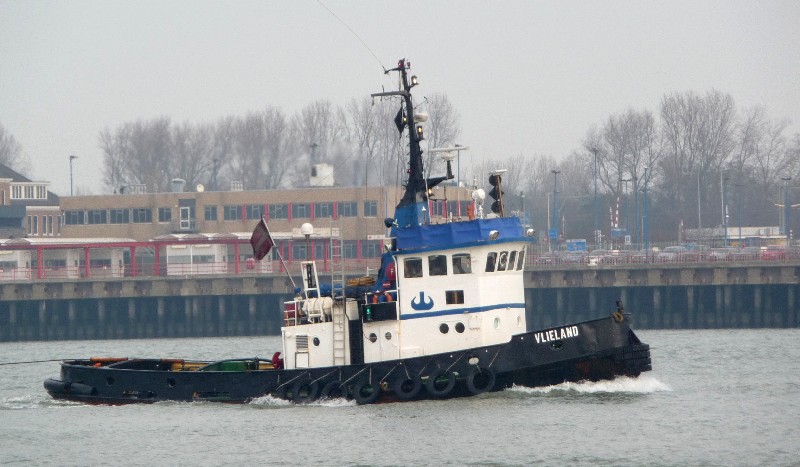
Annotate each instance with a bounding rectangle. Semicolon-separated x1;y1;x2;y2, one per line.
317;0;387;73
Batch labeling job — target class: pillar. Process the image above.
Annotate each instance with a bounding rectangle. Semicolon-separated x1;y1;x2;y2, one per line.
218;296;227;336
157;297;165;337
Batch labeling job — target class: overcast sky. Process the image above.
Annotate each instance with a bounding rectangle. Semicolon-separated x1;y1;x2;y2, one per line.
1;0;798;196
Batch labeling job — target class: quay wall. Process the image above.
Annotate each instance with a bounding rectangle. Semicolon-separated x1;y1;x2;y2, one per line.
1;262;798;342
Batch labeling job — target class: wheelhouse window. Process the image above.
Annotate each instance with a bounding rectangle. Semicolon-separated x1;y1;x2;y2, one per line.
517;249;526;270
497;251;509;271
509;251;518;270
452;253;472;274
404;257;423;278
485;252;497;272
428;254;447;276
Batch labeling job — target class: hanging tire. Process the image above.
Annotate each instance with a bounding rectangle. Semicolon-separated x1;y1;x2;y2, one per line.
465;367;495;395
425;368;456;397
352;378;381;405
391;374;422;400
320;380;347;400
292;379;320;403
273;384;291;401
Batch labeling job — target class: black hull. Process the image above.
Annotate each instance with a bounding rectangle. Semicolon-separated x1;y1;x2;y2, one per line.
44;314;650;405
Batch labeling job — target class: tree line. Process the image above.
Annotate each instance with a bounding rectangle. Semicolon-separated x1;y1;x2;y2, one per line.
2;87;798;243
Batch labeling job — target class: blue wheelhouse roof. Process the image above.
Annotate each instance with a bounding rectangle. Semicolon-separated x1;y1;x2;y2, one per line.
395;217;524;252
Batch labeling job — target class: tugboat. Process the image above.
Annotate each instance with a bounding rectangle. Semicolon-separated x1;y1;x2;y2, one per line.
44;59;651;405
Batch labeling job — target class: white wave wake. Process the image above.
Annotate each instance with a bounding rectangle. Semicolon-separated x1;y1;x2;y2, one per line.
510;374;671;395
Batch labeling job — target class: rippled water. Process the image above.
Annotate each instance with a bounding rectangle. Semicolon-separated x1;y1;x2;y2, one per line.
1;330;798;466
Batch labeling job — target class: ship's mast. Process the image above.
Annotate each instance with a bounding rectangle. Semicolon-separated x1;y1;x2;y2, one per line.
371;59;451;230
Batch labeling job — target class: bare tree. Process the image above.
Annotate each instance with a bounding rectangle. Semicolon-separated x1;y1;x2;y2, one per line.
100;117;173;193
0;122;31;175
171;121;217;190
229;107;299;190
422;93;461;179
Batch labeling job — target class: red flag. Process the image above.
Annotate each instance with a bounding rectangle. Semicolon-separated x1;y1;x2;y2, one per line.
250;217;274;260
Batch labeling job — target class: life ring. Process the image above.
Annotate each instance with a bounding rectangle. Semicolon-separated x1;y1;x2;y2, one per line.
425;368;456;397
612;311;624;323
291;379;320;404
352;378;381;405
465;367;496;395
391;374;422;400
320;380;347;400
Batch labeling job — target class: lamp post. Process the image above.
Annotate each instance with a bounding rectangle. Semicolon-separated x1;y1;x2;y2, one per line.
69;155;78;196
697;170;702;229
734;183;743;245
642;167;651;259
552;170;561;247
782;177;792;247
592;147;599;248
722;175;729;246
634;175;639;248
621;178;631;240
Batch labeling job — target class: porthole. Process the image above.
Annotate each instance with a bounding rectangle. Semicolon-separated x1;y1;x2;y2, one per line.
166;378;175;388
313;337;320;346
493;317;500;329
106;377;115;386
368;332;378;343
385;332;392;340
439;323;449;334
455;322;465;333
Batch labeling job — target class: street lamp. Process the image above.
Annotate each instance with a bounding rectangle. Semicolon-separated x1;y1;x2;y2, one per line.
69;155;78;196
552;170;561;248
592;147;599;248
782;177;792;247
721;175;729;246
642;167;651;259
733;183;744;245
621;178;631;241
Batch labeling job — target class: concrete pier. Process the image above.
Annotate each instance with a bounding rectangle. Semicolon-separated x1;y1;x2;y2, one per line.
0;262;798;342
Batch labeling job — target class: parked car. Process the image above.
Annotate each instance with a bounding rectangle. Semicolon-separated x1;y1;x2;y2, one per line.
761;245;788;261
709;247;738;261
657;246;688;262
683;244;711;261
732;246;762;261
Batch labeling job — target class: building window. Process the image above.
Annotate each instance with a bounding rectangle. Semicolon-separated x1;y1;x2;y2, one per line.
342;240;358;259
87;209;107;225
270;204;289;220
132;208;152;223
404;257;423;278
46;215;54;235
452;253;472;274
314;202;333;218
363;200;378;217
292;203;310;219
245;204;263;220
158;207;172;223
431;200;445;217
361;240;382;258
109;209;129;224
223;205;241;221
204;206;218;221
64;210;85;225
292;243;309;260
338;202;357;217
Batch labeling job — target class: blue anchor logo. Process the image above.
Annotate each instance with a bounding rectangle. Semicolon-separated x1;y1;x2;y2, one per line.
410;291;434;311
